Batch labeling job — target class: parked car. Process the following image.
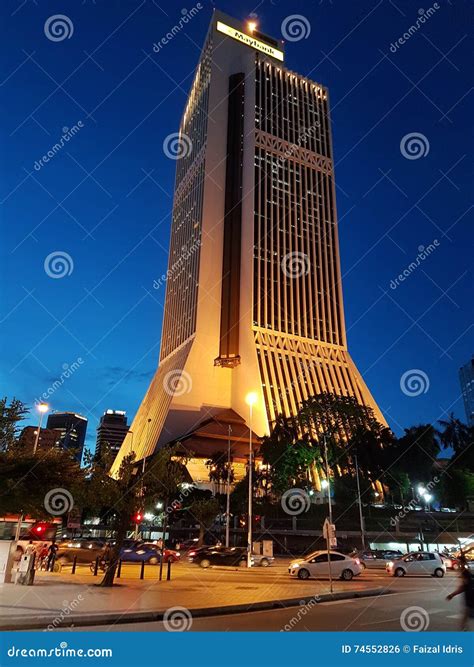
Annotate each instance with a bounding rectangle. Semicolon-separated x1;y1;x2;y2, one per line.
351;549;404;569
56;539;105;564
189;546;248;568
251;554;274;567
386;551;446;577
120;541;179;564
289;550;362;581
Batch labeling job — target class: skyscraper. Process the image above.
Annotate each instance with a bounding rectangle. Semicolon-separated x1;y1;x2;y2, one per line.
46;412;87;462
111;12;386;477
459;357;474;426
96;410;129;460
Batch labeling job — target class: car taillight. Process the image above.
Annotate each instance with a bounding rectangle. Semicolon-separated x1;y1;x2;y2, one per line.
189;551;196;556
355;558;360;565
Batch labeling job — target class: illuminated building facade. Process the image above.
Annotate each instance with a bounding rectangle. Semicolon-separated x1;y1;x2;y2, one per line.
111;12;386;478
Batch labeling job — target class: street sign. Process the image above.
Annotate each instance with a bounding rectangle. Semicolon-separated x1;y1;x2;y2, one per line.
67;508;81;530
323;518;336;541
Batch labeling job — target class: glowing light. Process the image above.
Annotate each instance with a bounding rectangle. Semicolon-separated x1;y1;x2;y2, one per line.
247;21;258;33
321;480;329;489
245;392;258;407
37;402;49;413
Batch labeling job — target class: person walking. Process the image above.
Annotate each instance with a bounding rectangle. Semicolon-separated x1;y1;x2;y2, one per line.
46;540;58;572
446;556;474;631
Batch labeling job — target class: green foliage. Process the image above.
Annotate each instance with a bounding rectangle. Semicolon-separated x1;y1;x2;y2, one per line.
438;468;474;511
0;447;84;517
0;397;29;452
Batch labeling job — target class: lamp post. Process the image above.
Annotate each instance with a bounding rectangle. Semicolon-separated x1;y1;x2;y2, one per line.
32;403;49;455
245;392;257;568
354;454;366;548
225;424;232;548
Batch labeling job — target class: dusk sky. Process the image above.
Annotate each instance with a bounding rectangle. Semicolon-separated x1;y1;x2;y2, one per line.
1;0;472;456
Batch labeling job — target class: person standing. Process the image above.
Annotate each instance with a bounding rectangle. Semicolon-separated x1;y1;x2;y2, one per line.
446;556;474;630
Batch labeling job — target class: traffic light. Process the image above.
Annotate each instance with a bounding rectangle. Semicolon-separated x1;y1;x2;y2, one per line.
133;512;143;523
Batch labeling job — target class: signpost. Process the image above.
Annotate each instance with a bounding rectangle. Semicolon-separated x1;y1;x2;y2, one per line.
67;508;81;530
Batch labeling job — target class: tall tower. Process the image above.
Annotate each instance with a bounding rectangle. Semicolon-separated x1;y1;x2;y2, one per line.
111;12;386;476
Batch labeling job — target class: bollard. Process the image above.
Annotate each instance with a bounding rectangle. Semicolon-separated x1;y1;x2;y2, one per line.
72;556;77;574
140;560;145;580
116;559;122;579
93;557;99;576
166;559;171;581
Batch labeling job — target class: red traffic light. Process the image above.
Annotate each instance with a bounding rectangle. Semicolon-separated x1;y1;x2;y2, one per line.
35;525;44;533
134;512;143;523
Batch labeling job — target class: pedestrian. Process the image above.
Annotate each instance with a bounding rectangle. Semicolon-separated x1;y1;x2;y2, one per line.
38;543;49;570
446;556;474;631
46;540;58;572
24;540;36;556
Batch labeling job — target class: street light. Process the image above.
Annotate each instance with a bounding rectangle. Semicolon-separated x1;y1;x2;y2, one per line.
245;391;258;568
321;480;329;489
32;402;49;455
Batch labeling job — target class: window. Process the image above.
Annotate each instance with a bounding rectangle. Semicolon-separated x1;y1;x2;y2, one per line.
329;553;345;561
312;554;329;563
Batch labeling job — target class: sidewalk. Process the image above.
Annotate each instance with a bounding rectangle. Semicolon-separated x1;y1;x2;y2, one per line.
0;563;391;630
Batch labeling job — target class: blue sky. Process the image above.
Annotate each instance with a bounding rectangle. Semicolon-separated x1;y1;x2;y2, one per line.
1;0;472;455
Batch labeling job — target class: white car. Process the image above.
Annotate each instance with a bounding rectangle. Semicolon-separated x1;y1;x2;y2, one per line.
386;551;446;577
289;550;362;581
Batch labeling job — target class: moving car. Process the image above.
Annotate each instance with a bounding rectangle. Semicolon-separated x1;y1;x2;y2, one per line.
251;554;274;567
56;539;105;564
289;550;362;581
441;554;461;570
386;551;446;577
189;545;248;568
351;549;404;570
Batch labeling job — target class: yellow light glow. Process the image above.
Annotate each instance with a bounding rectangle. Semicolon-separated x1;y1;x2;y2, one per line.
247;21;258;33
245;392;258;407
37;402;49;413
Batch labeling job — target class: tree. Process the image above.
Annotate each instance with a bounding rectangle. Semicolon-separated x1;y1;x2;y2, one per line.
206;451;234;494
82;444;188;587
438;467;474;511
437;414;474;472
389;424;440;486
186;493;220;545
260;414;319;494
0;397;29;452
0;446;84;518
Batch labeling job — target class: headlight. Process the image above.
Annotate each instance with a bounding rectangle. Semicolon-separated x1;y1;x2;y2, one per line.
175;552;180;557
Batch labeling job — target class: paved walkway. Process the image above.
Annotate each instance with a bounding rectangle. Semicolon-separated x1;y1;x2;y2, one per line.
0;561;400;630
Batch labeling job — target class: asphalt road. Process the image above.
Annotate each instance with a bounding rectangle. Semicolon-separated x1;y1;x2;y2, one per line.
69;571;468;632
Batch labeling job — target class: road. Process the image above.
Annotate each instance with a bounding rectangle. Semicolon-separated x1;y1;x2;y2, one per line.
66;570;467;632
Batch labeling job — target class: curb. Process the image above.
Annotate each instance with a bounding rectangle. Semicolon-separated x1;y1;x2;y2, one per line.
0;588;390;630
